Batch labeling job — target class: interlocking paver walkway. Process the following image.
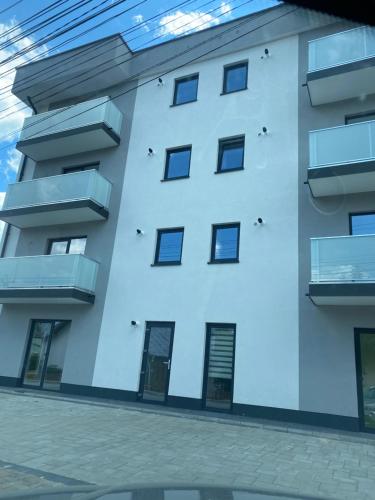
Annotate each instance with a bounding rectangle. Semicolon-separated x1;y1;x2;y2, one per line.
1;389;375;499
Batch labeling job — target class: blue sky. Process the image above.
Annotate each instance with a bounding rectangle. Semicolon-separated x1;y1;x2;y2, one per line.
0;0;279;200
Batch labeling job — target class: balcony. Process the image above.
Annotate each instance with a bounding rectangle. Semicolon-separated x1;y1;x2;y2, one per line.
308;120;375;196
0;254;98;304
307;26;375;105
16;96;123;161
309;235;375;305
0;170;111;229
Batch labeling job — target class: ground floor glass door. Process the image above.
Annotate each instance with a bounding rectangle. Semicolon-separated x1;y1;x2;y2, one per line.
203;323;235;411
22;320;70;391
357;330;375;431
139;322;174;403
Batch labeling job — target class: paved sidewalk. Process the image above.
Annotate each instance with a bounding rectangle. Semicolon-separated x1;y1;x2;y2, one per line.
1;389;375;499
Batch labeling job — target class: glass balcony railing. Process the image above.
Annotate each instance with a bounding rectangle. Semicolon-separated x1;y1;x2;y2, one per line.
19;96;122;143
308;26;375;72
309;120;375;169
2;170;111;212
311;235;375;283
0;254;98;293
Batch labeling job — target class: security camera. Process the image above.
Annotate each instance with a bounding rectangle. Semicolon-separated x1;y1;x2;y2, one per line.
258;127;268;136
254;218;265;226
148;148;154;156
261;48;270;59
131;320;140;326
157;77;164;86
136;229;144;235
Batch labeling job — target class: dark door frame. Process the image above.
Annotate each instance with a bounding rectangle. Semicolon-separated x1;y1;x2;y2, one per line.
202;323;236;412
138;321;175;405
21;319;70;391
354;328;375;433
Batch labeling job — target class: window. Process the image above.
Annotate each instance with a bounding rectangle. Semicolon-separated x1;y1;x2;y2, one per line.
63;162;99;174
210;223;240;263
154;228;184;265
346;111;375;125
217;137;245;173
164;146;191;180
222;62;248;94
350;213;375;235
173;74;199;106
48;237;87;255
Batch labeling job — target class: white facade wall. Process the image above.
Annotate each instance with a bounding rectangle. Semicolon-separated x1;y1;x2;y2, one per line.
92;35;300;409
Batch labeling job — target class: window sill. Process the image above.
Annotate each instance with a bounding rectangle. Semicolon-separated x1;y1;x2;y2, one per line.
151;262;182;267
215;167;244;175
207;259;239;265
161;175;190;182
220;87;248;96
170;99;198;108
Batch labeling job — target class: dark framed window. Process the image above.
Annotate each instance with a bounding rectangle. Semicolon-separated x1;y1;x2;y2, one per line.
47;236;87;255
63;162;99;174
210;223;240;263
217;136;245;173
173;74;199;106
350;212;375;235
346;111;375;125
154;228;184;265
164;146;191;180
222;62;248;95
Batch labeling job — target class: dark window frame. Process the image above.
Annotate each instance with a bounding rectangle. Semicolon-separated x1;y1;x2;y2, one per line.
354;328;375;433
216;135;245;174
172;73;199;106
202;322;236;412
163;145;192;181
345;111;375;125
153;227;184;266
209;223;240;264
47;236;87;255
62;161;100;174
349;211;375;235
222;61;248;95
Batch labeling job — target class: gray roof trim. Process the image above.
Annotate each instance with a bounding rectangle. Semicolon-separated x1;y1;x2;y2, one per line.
0;288;95;304
309;282;375;297
307;55;375;82
308;160;375;179
0;199;108;228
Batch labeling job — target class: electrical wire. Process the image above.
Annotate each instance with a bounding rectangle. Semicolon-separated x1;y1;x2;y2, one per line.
0;0;25;17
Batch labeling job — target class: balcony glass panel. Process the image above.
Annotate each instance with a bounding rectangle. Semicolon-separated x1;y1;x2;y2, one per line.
0;254;98;293
309;121;375;168
2;170;111;211
309;26;375;72
311;235;375;282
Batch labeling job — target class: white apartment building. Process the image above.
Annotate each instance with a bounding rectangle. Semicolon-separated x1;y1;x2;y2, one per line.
1;4;375;432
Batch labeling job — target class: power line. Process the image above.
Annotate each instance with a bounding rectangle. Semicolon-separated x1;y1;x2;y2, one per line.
0;0;212;108
0;5;298;151
0;0;25;17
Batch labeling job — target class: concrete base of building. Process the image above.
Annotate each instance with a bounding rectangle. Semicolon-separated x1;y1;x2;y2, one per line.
0;377;360;432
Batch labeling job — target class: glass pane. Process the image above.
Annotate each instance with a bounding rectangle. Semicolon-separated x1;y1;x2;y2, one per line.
69;238;87;254
360;333;375;430
205;326;235;410
214;226;239;260
142;326;172;402
220;141;244;171
224;64;247;93
351;214;375;235
166;149;191;179
43;321;70;391
174;76;198;105
49;240;68;255
23;322;52;386
157;231;183;263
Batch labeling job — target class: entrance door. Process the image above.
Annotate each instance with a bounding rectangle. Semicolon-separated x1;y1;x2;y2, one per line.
203;323;236;411
356;329;375;431
139;322;175;403
22;320;70;391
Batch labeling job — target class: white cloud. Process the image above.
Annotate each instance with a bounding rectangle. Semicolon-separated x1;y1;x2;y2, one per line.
132;13;150;32
0;20;47;184
158;10;221;37
220;2;232;16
